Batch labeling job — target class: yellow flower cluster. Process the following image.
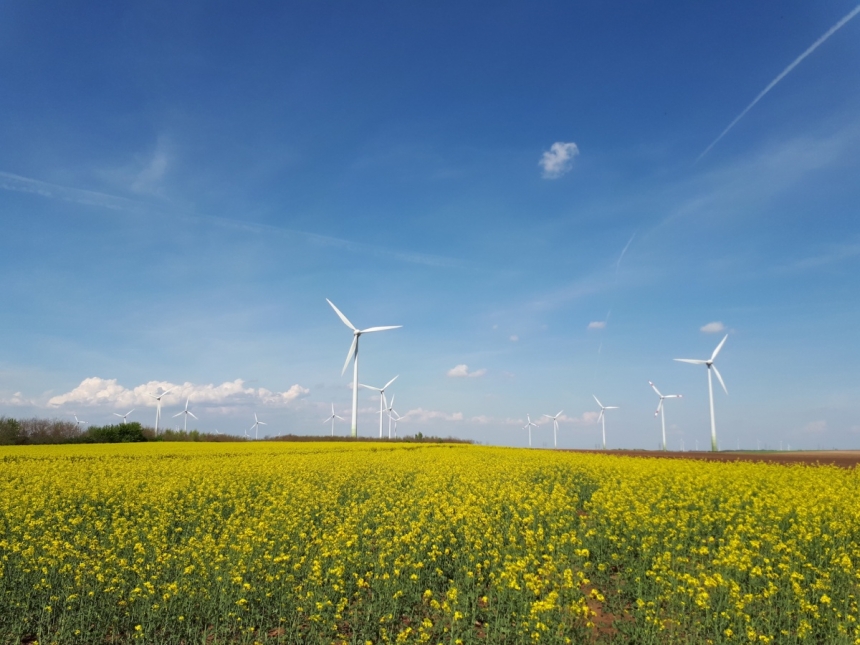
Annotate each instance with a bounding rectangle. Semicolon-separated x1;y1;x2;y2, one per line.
0;442;857;644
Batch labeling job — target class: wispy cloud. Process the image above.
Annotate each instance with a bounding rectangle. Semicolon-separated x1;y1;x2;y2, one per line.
802;420;827;434
446;364;487;378
131;136;170;195
509;335;519;342
0;169;463;268
587;321;606;330
47;377;309;410
700;321;726;333
400;408;464;423
698;4;860;161
539;142;580;178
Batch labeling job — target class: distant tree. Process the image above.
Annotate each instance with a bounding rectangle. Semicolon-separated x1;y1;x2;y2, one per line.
0;417;24;445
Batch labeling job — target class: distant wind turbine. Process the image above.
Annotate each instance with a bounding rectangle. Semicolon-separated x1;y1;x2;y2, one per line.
113;409;135;424
72;414;88;429
649;382;682;451
327;299;401;437
172;398;198;432
523;414;538;447
384;394;396;439
148;387;175;435
389;407;401;438
250;413;266;440
593;395;619;450
674;334;728;452
360;375;398;439
542;410;563;448
323;403;345;436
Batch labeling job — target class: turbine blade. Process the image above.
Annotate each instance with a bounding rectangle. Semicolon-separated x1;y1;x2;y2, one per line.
597;409;604;423
606;406;620;410
593;395;602;408
188;412;198;420
383;375;399;390
655;400;663;416
543;414;552;418
113;413;123;417
389;394;395;409
127;409;135;415
259;421;267;425
665;394;682;399
360;325;402;333
556;410;563;418
335;415;345;420
711;334;729;361
327;298;357;331
172;411;183;418
674;358;707;365
341;335;358;375
712;365;728;394
649;381;662;396
359;384;380;391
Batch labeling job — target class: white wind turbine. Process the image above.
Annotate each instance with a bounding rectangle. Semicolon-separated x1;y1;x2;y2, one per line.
384;394;397;439
323;403;345;436
389;407;401;438
542;410;563;448
250;413;266;440
649;382;682;452
523;414;538;447
148;387;175;435
72;414;88;429
674;334;728;452
359;375;399;439
593;395;619;450
172;398;198;432
327;299;401;437
113;409;135;424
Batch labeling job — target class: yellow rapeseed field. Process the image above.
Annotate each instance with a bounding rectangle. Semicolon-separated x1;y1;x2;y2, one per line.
0;442;858;644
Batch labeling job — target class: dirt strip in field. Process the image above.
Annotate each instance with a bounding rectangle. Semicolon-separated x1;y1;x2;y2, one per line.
564;449;860;468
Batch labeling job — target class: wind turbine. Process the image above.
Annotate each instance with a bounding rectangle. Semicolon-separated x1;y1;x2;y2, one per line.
172;398;198;432
389;407;401;438
384;394;397;439
323;403;345;436
250;413;266;440
523;414;538;447
542;410;563;448
72;414;88;429
113;409;135;424
148;387;175;435
649;382;682;451
359;375;399;439
327;299;402;437
674;334;728;452
593;395;619;450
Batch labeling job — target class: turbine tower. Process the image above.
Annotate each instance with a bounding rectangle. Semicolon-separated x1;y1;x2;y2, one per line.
523;414;538;447
649;382;682;451
593;395;619;450
542;410;564;448
172;398;198;432
360;376;398;439
148;387;175;435
674;334;728;452
323;403;345;436
327;298;401;437
250;413;266;440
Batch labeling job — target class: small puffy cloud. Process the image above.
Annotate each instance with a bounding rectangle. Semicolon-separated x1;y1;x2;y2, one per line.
471;415;492;424
400;408;464;423
587;321;606;330
446;364;487;378
0;391;34;406
48;377;309;409
558;411;601;425
700;321;726;334
802;420;827;434
509;335;519;342
540;142;580;179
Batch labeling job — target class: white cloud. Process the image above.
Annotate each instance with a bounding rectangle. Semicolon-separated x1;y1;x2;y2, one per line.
539;142;580;179
802;420;827;434
700;321;726;333
400;408;464;423
446;364;487;378
587;321;606;330
47;377;309;409
0;391;35;406
509;335;519;342
470;415;492;424
559;411;601;426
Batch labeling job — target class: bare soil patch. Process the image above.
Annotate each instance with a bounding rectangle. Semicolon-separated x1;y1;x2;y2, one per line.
565;449;860;468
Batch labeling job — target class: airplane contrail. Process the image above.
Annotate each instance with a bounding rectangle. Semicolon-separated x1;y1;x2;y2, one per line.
697;4;860;162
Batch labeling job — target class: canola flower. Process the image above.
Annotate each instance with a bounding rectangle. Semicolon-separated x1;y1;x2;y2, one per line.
0;442;858;644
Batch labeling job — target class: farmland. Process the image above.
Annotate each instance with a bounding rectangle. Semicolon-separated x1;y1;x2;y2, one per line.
0;443;858;644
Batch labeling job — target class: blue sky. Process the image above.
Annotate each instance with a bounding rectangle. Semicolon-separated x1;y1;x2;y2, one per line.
1;1;859;448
